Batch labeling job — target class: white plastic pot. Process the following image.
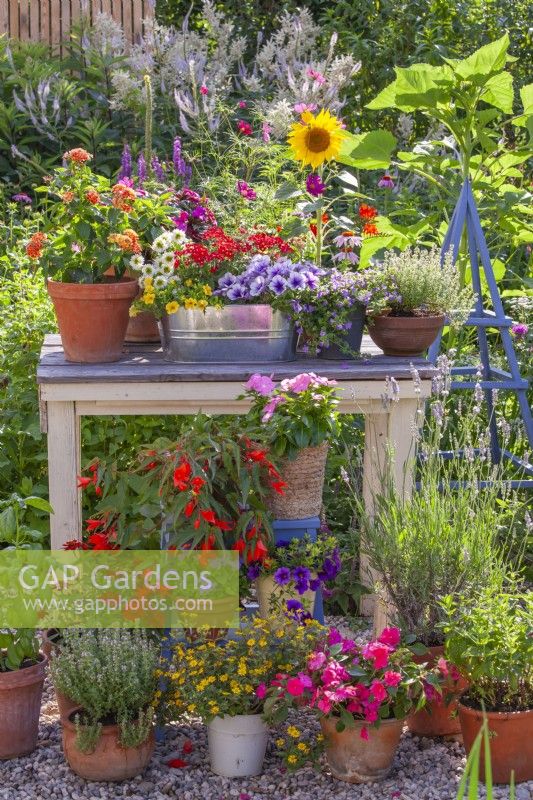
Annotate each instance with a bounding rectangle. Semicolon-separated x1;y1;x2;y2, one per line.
208;714;269;777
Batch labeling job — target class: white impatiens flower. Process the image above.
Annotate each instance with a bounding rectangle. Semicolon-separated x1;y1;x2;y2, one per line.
153;274;168;290
129;254;145;270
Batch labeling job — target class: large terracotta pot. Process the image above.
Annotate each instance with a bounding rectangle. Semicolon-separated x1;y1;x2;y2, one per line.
62;710;155;781
407;645;467;738
320;715;403;783
47;278;139;363
458;701;533;784
267;442;328;519
0;653;47;759
254;574;316;618
367;314;445;357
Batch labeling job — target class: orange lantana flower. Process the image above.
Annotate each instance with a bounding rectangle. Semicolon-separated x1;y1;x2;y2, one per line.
63;148;92;163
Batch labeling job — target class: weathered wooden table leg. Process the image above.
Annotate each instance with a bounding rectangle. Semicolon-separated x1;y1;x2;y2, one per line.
46;401;82;549
361;397;420;630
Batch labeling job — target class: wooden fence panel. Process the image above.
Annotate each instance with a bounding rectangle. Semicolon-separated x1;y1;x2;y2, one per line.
0;1;154;45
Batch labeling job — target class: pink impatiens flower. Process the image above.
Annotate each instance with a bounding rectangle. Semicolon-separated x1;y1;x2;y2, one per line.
361;642;390;670
255;683;267;699
378;627;401;649
308;651;327;671
383;670;402;687
286;677;305;696
370;680;388;702
360;726;369;741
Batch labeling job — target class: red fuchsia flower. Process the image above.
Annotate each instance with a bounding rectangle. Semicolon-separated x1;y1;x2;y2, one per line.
63;539;89;550
236;180;257;201
173;460;192;490
247;449;268;462
200;509;217;524
358;203;378;221
184;500;196;518
247;537;268;563
306;173;326;197
200;533;216;550
232;538;246;554
378;174;395;189
378;627;401;649
200;84;208;95
191;476;205;494
271;480;287;495
237;119;253;136
88;532;117;550
77;476;92;489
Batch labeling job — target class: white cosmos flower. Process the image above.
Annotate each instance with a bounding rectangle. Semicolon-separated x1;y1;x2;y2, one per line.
129;254;144;270
153;275;168;290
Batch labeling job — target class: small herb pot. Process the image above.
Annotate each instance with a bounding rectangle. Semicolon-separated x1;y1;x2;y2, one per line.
208;713;269;777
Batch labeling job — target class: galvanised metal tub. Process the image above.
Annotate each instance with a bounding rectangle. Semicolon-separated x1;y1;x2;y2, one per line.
160;305;297;363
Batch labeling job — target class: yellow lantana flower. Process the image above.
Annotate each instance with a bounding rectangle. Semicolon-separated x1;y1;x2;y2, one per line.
165;301;179;314
288;109;346;169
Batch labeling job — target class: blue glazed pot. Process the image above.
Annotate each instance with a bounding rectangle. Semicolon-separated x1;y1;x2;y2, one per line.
272;517;324;624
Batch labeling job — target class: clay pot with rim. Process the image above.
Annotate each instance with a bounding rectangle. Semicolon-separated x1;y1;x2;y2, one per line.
267;442;329;519
320;715;403;783
41;630;79;723
0;653;47;759
407;645;467;738
47;278;139;363
458;699;533;784
62;708;155;781
367;313;445;357
125;310;161;343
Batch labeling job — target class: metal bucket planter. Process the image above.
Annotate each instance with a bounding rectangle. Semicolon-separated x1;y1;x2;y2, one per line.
160;305;297;363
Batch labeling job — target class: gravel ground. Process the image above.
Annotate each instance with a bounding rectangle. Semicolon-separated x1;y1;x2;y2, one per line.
0;680;531;800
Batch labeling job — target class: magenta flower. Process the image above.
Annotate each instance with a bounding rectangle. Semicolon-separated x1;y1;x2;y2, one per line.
370;680;388;702
378;173;395;189
262;121;272;143
255;683;267;699
238;100;247;109
378;627;401;649
280;373;314;393
306;173;326;197
383;670;402;687
511;323;528;337
286;677;305;696
237;119;253;136
294;102;317;114
200;85;208;95
306;68;326;84
360;726;369;741
361;642;390;670
308;651;327;671
236;180;257;201
244;373;276;395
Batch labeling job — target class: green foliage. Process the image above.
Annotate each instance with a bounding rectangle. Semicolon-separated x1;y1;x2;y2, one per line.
442;587;533;712
50;629;159;752
0;629;40;672
0;494;52;550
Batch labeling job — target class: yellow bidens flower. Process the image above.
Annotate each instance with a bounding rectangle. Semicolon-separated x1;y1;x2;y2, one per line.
287;726;301;739
166;301;179;314
297;742;309;753
287;754;298;765
275;738;285;748
288;108;347;169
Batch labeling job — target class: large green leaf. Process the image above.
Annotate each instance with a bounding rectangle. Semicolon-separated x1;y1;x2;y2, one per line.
452;33;510;82
482;71;514;113
337;129;397;170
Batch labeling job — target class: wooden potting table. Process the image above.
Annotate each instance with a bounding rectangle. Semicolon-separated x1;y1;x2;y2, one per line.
37;333;434;614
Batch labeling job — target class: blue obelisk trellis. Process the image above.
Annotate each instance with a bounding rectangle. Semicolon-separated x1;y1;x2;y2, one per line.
428;179;533;488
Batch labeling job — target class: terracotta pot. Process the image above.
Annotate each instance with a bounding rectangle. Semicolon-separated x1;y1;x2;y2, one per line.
254;574;316;618
367;314;445;357
407;645;467;738
267;442;328;519
320;715;403;783
458;700;533;784
47;278;139;363
0;653;47;759
62;710;154;781
125;311;161;343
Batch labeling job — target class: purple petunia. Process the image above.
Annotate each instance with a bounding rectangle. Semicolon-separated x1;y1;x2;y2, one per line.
247;563;262;580
269;275;288;295
287;272;306;290
274;567;291;586
306;173;326;197
227;283;248;301
286;599;304;612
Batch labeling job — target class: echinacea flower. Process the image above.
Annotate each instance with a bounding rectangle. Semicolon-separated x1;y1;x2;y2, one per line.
378;174;395;189
288;109;347;169
333;231;362;249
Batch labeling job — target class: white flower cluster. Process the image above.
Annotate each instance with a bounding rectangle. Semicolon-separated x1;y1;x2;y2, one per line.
87;13;125;59
132;229;187;291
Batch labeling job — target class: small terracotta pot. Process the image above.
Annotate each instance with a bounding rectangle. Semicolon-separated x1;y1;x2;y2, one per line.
62;710;154;781
267;442;328;519
458;701;533;784
47;278;139;363
254;574;316;618
407;645;467;738
0;653;47;759
125;310;161;343
367;314;445;357
320;715;403;783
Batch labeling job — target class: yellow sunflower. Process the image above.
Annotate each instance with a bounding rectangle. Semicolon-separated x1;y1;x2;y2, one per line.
288;109;346;169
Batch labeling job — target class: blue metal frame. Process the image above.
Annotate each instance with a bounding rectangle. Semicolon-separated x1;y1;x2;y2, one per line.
428;180;533;488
